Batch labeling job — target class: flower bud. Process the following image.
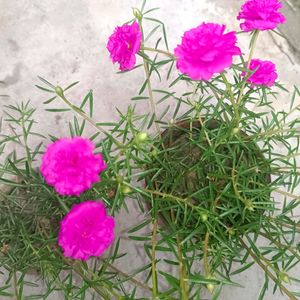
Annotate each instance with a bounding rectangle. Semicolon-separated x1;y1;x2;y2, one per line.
132;7;143;20
55;86;64;97
150;149;158;158
122;185;132;194
245;200;254;211
206;283;214;293
206;275;216;293
136;132;148;143
232;127;240;135
228;228;235;236
280;273;290;284
200;213;208;222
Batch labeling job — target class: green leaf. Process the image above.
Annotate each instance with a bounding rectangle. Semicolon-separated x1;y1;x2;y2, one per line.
37;76;55;88
131;96;149;101
35;85;54;93
64;81;80;91
231;261;255;275
45;108;71;112
43;96;57;104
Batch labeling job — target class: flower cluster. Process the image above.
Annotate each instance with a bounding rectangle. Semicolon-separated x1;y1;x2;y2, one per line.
40;137;114;260
41;0;285;262
106;0;284;86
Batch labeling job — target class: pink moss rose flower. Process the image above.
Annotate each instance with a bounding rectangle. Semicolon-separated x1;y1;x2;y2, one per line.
237;0;286;32
40;137;106;196
174;23;241;81
107;21;142;71
243;59;278;87
58;200;115;260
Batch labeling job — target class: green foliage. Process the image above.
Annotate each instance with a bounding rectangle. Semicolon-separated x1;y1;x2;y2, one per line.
1;1;300;299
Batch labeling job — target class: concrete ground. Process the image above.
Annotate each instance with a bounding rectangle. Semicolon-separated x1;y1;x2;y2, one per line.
0;0;300;299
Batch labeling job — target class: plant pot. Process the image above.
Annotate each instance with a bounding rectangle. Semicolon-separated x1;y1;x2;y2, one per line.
146;119;272;238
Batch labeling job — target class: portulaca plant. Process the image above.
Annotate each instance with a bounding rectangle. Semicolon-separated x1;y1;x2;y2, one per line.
1;0;300;299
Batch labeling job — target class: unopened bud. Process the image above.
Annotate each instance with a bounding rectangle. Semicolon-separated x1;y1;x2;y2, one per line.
151;149;158;157
136;132;148;143
132;8;143;20
280;273;290;284
232;127;240;135
200;213;208;222
228;228;235;236
122;185;132;194
55;86;64;97
245;200;254;211
206;283;214;293
206;275;216;293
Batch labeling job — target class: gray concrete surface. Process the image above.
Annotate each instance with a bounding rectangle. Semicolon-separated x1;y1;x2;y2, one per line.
1;0;300;299
280;0;300;63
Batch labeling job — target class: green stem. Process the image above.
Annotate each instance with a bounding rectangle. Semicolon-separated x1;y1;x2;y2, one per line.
276;189;300;201
251;127;300;139
267;217;300;232
206;83;230;123
141;46;175;59
73;263;113;300
138;20;161;137
221;73;239;125
151;219;158;297
203;231;210;276
240;239;297;300
170;209;189;300
259;232;300;261
21;113;32;170
101;259;152;292
41;228;123;300
55;195;69;213
278;101;300;124
237;30;259;106
231;168;251;209
42;184;69;213
142;57;161;136
55;88;123;149
13;271;20;300
143;188;207;214
198;116;212;147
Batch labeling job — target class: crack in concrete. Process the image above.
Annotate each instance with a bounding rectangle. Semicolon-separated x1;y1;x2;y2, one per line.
268;31;295;65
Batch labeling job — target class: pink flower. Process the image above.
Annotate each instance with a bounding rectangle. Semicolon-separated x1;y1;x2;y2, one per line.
40;137;106;196
58;201;115;261
243;59;278;87
237;0;286;32
107;21;142;71
174;23;241;81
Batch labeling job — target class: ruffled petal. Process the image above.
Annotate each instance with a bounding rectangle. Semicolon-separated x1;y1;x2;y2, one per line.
40;137;107;196
58;201;115;261
107;21;142;71
174;23;241;81
237;0;285;32
242;59;278;87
